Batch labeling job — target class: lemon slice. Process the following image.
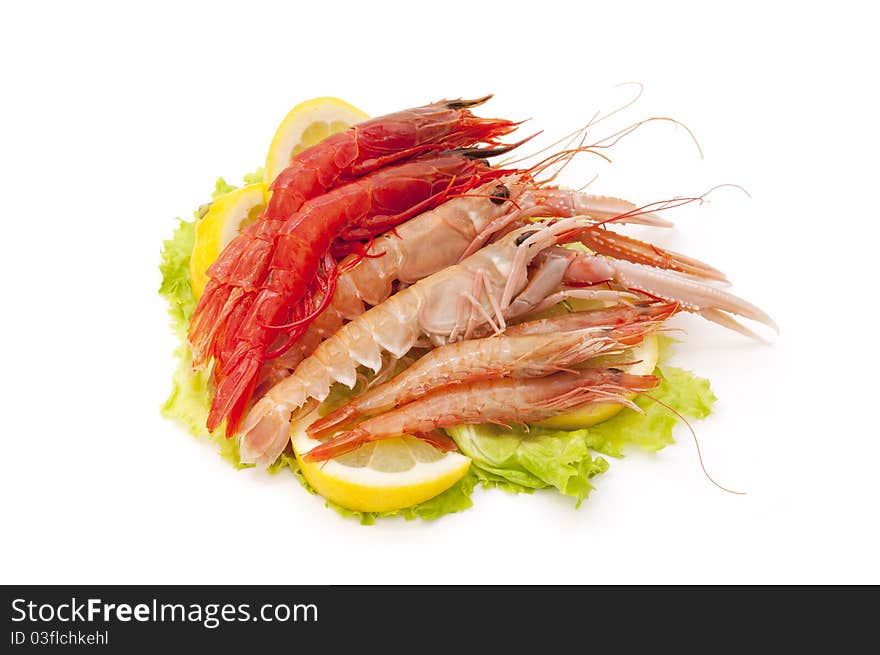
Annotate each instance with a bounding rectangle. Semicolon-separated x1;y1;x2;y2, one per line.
264;97;369;187
189;184;266;299
533;334;660;430
291;418;471;513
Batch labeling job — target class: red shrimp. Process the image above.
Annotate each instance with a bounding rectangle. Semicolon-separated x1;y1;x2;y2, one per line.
267;95;516;217
199;152;516;434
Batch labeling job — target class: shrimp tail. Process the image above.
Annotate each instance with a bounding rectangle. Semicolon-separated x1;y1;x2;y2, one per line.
188;282;234;367
304;428;455;463
308;404;361;439
206;348;261;434
238;385;314;466
304;428;371;462
237;401;292;466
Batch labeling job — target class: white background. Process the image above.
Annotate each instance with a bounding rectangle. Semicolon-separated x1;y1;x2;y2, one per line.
2;1;878;584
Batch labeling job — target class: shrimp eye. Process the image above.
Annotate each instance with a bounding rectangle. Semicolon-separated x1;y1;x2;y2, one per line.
515;230;539;246
490;184;510;205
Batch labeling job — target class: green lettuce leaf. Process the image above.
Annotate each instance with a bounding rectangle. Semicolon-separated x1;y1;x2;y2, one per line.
158;218;197;336
211;177;238;199
447;424;609;506
159;200;248;468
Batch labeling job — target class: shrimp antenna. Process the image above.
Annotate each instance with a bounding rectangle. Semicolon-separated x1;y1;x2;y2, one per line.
590;116;704;160
591;181;752;229
590;81;645;127
526;145;613;185
545;116;596;183
499;81;644;168
527;115;702;185
702;183;752;199
506;115;701;187
575;173;599;193
590;191;714;229
640;391;746;495
500;116;596;168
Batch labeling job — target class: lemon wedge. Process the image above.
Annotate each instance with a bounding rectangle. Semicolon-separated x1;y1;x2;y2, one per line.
291;418;471;513
189;184;266;299
534;334;660;430
264;97;369;187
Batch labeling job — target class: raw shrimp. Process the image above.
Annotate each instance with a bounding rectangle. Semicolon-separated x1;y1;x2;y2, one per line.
304;368;660;462
307;322;645;438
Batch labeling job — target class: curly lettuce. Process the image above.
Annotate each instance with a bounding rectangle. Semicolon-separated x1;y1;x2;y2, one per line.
159;196;247;467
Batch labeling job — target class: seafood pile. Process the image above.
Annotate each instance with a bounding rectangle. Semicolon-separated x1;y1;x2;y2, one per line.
160;96;774;520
